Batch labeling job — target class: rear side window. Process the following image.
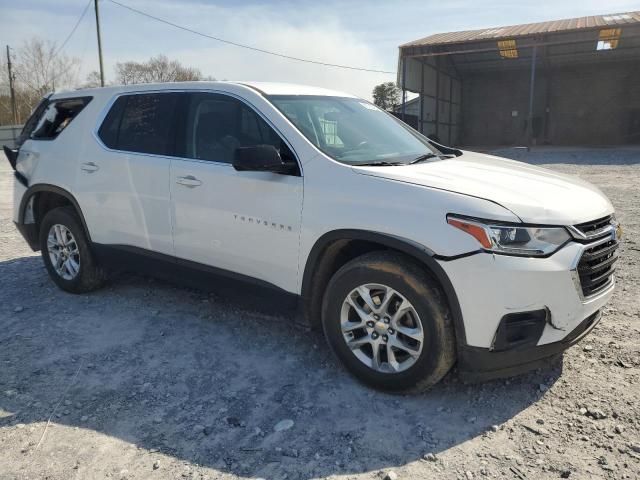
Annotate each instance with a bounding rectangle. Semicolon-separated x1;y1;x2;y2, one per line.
30;97;92;140
98;93;179;156
17;97;50;147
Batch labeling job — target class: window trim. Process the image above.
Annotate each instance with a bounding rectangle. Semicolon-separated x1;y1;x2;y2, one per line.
29;96;93;142
93;89;302;176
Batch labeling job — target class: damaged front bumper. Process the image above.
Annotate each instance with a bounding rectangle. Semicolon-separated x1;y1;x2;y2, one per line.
457;310;601;381
437;240;615;381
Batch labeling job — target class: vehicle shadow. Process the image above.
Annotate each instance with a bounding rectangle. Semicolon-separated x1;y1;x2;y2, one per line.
0;255;562;478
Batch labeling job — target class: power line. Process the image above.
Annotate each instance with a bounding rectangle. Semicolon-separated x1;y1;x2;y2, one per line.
10;1;92;93
106;0;396;75
12;1;91;94
53;0;93;58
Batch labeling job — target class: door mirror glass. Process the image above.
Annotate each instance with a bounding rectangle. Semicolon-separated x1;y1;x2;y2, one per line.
233;144;290;173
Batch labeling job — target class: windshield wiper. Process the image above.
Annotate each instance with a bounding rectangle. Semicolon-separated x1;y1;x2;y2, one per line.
410;153;458;164
409;153;438;164
353;161;404;167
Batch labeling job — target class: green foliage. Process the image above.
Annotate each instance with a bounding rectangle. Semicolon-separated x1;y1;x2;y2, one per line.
372;82;401;111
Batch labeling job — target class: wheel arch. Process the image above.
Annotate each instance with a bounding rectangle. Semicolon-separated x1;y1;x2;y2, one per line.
301;229;466;346
18;184;92;249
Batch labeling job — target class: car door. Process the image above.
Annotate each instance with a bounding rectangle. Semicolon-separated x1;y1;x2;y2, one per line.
74;92;179;255
169;92;303;293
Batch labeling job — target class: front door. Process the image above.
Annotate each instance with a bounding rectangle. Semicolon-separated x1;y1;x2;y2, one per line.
169;92;303;293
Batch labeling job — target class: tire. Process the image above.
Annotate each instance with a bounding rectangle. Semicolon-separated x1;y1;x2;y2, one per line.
39;206;105;293
321;251;455;392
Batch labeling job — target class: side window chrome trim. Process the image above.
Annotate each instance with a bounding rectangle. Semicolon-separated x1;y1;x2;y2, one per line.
92;88;303;175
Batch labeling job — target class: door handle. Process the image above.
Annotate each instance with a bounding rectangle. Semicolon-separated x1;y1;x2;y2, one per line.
176;175;202;188
81;162;99;173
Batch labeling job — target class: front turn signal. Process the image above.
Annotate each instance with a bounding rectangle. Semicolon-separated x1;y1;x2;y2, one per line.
447;217;492;249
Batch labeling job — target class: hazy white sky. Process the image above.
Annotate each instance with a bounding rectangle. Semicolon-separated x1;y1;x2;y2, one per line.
1;0;639;99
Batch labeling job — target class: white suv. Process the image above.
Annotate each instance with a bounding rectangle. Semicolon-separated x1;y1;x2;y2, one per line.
7;82;620;391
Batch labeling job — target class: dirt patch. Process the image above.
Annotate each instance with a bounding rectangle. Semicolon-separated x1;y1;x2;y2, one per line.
0;149;638;480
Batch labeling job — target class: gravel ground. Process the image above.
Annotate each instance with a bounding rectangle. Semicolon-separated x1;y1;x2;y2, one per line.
0;149;639;480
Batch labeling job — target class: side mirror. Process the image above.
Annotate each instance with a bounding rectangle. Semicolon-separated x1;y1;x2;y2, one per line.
233;145;290;173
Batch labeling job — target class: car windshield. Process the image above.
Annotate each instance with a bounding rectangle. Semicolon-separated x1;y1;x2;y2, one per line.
268;95;441;166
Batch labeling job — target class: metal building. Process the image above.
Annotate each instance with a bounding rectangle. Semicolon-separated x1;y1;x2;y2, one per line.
398;11;640;147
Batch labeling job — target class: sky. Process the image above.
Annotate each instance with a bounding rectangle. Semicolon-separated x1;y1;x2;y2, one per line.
1;0;639;99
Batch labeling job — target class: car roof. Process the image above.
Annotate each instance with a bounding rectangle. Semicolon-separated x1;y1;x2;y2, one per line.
51;81;359;100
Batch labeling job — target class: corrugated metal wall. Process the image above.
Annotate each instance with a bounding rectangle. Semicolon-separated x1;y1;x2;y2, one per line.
402;57;462;145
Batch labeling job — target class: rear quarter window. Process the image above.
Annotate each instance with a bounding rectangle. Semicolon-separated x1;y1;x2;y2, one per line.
30;97;92;140
98;93;180;156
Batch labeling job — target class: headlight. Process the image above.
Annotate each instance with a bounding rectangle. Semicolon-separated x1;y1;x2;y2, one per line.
447;215;571;256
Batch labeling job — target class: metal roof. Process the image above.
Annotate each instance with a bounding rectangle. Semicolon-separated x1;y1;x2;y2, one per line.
402;11;640;48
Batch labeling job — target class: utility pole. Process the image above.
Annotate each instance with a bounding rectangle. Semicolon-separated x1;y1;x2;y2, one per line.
6;45;18;124
94;0;105;86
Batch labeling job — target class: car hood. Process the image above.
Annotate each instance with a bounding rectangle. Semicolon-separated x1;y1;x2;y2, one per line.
352;151;613;225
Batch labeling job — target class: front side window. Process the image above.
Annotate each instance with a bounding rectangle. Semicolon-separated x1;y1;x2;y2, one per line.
179;92;296;167
30;97;92;141
98;93;180;156
269;95;440;166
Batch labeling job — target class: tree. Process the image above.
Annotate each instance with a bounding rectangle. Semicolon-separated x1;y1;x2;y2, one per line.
0;38;79;125
115;55;205;85
0;44;213;126
372;82;401;111
82;71;103;89
14;38;79;102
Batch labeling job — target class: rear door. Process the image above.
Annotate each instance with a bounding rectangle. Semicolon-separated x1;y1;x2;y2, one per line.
74;92;179;255
169;92;303;292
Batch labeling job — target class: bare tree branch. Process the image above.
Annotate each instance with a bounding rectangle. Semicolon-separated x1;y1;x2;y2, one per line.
115;54;206;85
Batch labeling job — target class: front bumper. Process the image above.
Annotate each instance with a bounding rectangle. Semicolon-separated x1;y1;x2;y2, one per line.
438;240;615;379
458;310;601;381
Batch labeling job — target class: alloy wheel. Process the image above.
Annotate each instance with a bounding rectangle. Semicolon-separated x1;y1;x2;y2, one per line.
47;224;81;281
340;283;424;373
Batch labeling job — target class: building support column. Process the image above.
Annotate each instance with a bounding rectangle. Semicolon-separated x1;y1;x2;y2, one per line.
448;76;453;145
401;57;407;121
420;60;425;134
434;58;440;141
527;44;538;150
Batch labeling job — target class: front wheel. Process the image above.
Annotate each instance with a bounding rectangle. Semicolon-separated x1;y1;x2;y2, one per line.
39;206;105;293
321;252;455;392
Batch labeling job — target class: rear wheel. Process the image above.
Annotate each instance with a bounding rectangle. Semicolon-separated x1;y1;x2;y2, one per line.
321;252;455;392
39;207;105;293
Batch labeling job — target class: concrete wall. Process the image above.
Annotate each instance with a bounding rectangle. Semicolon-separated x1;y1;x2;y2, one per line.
0;125;22;149
460;60;640;146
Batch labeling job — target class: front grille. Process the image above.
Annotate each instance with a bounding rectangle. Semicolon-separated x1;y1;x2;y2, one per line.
577;238;619;297
574;215;613;239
